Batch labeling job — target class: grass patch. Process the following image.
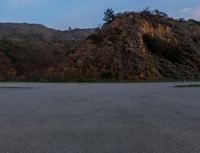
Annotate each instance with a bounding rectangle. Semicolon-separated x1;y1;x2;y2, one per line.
175;84;200;88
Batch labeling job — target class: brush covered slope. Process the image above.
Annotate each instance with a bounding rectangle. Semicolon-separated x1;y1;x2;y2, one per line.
0;23;93;81
1;10;200;81
47;10;200;81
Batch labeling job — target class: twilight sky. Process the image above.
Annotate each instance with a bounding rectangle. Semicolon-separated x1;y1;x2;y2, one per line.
0;0;199;30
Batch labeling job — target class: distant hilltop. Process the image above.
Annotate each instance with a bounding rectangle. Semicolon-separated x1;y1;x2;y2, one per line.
0;23;94;41
0;9;200;81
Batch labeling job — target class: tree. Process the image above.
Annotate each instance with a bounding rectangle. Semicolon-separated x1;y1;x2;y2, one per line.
153;9;168;18
87;25;103;46
142;7;151;14
103;8;115;24
68;27;72;31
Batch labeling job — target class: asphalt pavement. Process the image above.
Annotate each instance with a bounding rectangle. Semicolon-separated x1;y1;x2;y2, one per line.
0;82;200;153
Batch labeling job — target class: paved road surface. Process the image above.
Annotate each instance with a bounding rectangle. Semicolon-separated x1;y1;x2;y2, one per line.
0;83;200;153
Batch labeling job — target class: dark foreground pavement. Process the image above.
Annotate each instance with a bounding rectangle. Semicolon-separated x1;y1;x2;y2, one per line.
0;83;200;153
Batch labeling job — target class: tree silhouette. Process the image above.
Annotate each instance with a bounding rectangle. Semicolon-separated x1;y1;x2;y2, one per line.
103;9;115;24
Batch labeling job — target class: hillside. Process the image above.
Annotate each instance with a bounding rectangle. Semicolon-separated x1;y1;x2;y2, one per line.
45;10;200;81
0;23;94;80
0;10;200;81
0;23;94;41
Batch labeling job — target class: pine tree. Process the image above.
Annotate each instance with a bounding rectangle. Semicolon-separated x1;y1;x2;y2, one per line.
103;9;115;24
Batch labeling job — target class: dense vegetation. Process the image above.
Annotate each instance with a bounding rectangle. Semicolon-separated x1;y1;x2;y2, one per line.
0;9;200;81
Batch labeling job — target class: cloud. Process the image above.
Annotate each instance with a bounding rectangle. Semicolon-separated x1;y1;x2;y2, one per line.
181;7;193;13
191;8;200;20
181;6;200;20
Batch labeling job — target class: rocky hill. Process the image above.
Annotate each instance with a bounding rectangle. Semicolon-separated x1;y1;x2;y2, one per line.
0;10;200;81
44;10;199;81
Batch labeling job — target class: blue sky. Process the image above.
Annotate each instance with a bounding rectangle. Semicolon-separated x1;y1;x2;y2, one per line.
0;0;199;30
